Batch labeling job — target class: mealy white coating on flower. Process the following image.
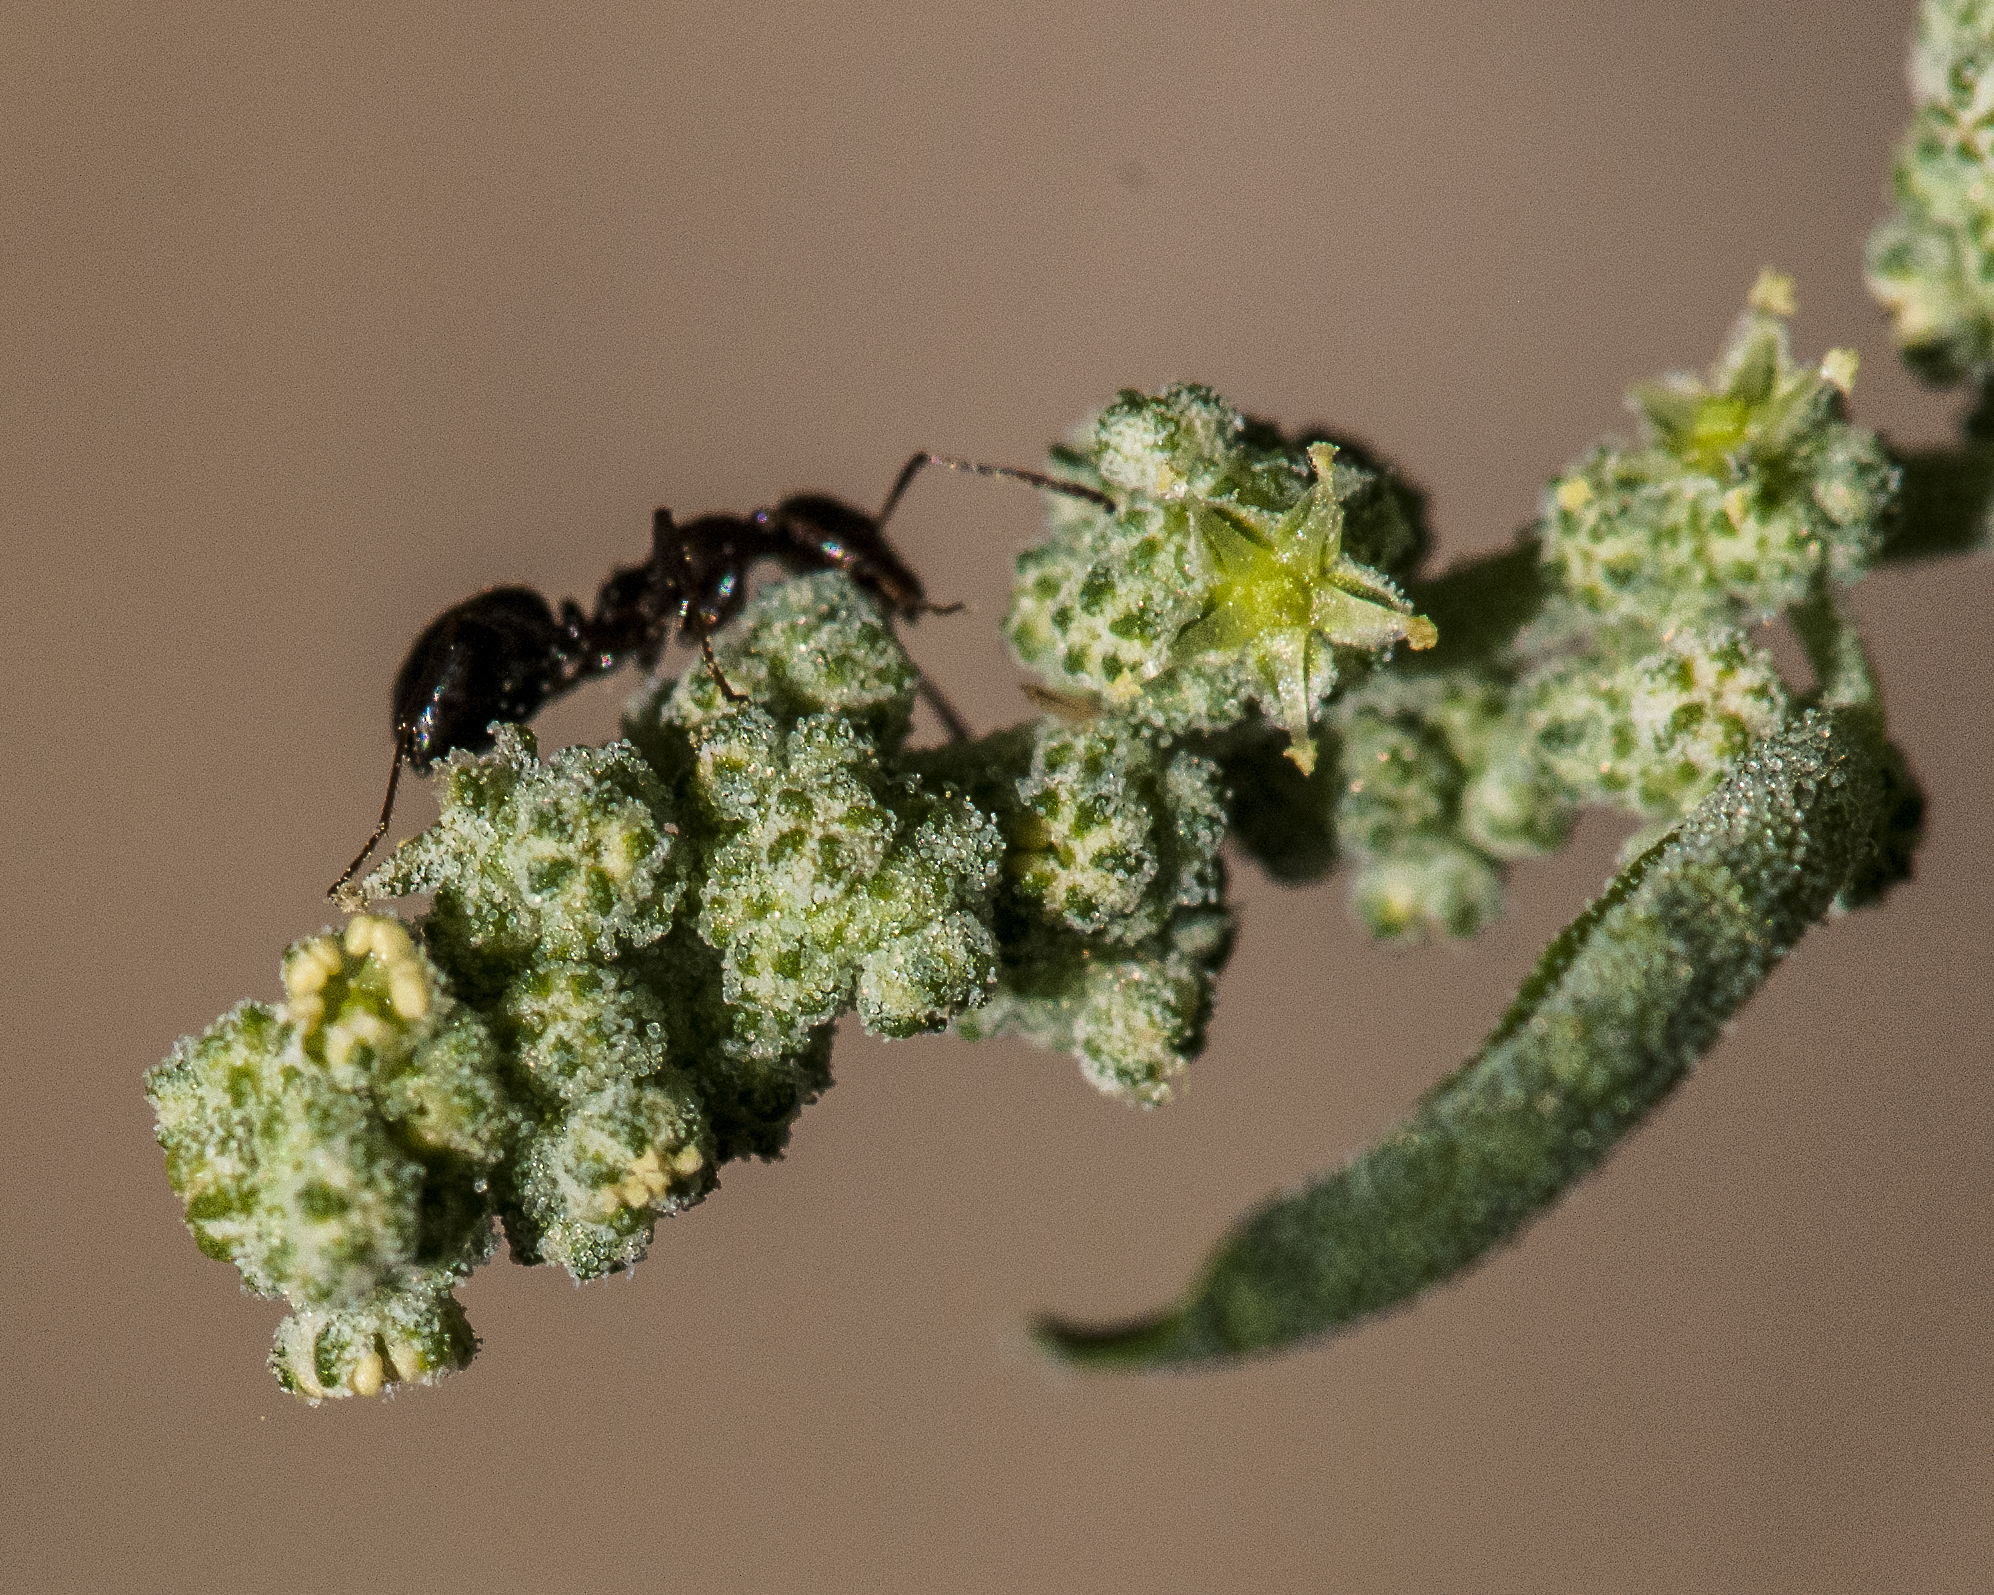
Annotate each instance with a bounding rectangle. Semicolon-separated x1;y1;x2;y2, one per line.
957;911;1230;1106
1008;717;1223;941
616;574;1004;1048
1542;282;1893;629
149;1000;425;1303
372;1008;518;1167
1007;385;1435;769
508;1074;712;1280
937;715;1233;1103
499;959;672;1104
1868;0;1994;382
367;728;688;971
1322;697;1508;942
686;706;1002;1043
1525;629;1790;819
270;1273;478;1403
659;571;920;741
146;917;505;1316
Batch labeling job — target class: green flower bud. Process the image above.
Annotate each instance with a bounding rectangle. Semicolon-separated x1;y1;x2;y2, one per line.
943;717;1232;1100
146;916;500;1310
690;706;1001;1046
1350;838;1506;944
507;1075;713;1280
1544;276;1894;628
1526;629;1790;819
270;1275;477;1403
657;570;919;743
1867;0;1994;383
368;729;687;975
372;1008;516;1167
1334;709;1462;852
499;960;671;1105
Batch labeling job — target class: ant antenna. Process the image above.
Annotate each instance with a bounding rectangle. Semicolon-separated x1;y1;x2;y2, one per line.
876;453;1118;531
871;453;1112;745
328;734;408;904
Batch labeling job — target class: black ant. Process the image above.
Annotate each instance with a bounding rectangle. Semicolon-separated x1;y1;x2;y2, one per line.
329;452;1118;902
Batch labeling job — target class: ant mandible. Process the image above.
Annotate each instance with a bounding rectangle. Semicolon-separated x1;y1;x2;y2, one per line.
328;452;1118;901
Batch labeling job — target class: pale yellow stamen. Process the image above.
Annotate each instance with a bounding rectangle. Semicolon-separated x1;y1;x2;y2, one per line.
1747;267;1796;318
595;1146;681;1215
389;968;430;1021
349;1349;385;1398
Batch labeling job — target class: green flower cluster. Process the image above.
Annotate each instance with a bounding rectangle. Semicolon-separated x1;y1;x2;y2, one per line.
1006;384;1435;772
1214;277;1899;939
1868;0;1994;384
1542;273;1891;627
1524;272;1893;832
364;729;712;1286
919;716;1231;1104
148;916;502;1400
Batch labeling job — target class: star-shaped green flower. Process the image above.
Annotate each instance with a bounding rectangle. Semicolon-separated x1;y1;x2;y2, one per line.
1630;270;1860;477
1172;442;1437;772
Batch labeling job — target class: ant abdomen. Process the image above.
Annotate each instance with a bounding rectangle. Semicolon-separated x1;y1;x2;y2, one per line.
391;587;571;771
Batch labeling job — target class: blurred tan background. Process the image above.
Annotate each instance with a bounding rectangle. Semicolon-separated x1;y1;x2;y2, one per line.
4;2;1990;1591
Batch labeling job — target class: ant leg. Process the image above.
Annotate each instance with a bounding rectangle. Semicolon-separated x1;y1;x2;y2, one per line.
917;676;973;743
328;736;408;904
875;452;1118;532
689;615;749;704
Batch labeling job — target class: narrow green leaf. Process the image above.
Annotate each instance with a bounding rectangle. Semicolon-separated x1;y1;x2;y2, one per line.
1035;710;1883;1370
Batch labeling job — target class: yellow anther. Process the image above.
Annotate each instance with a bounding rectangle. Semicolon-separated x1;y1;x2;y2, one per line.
349;1349;385;1398
1554;477;1594;514
284;993;326;1033
389;967;430;1021
1820;348;1860;395
671;1146;706;1178
385;1340;424;1383
1723;486;1752;529
283;939;343;998
1747;267;1796;318
372;919;415;964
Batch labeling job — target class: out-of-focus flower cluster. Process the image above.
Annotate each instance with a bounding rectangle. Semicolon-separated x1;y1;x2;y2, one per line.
1869;0;1994;385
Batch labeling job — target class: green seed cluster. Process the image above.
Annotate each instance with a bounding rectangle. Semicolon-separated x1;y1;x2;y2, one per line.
1868;0;1994;384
